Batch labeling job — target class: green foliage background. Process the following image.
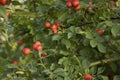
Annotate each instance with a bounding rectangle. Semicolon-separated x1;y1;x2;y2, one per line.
0;0;120;80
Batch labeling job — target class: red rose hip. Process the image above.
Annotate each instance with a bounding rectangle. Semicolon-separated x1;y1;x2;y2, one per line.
88;1;93;5
41;52;47;57
72;0;80;7
0;0;7;6
22;48;31;55
66;1;72;8
12;61;19;66
18;40;24;45
74;5;81;11
87;7;93;11
84;74;92;80
51;24;57;30
55;22;60;28
96;29;104;35
44;22;51;28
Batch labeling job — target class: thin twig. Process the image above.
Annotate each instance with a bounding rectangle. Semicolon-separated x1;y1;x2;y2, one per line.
90;57;120;68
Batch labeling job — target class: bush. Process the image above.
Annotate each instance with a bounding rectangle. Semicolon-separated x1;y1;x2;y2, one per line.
0;0;120;80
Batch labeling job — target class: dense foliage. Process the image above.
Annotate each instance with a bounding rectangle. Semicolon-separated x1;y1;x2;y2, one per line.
0;0;120;80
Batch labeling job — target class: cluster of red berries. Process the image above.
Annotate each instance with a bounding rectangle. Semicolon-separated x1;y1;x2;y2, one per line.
17;40;47;57
44;21;60;34
0;0;11;6
66;0;81;11
87;1;93;11
13;40;47;66
33;41;43;51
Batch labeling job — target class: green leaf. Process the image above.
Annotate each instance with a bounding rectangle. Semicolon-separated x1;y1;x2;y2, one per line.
83;39;90;46
53;68;64;74
67;18;74;24
58;57;68;65
67;32;74;39
29;67;37;73
12;1;22;5
52;34;62;41
69;26;75;33
99;17;106;20
97;43;106;53
56;77;64;80
85;32;93;39
50;68;65;79
111;25;120;37
59;50;69;56
97;67;105;74
109;63;117;73
90;39;98;48
41;0;54;5
116;1;120;7
105;21;113;27
43;69;52;75
61;39;71;49
82;59;90;69
80;1;89;8
101;76;108;80
7;64;18;69
0;5;7;20
95;36;105;43
90;67;97;74
58;10;68;22
114;75;120;80
50;63;56;71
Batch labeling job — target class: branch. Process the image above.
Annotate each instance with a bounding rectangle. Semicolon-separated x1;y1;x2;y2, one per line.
90;57;120;68
79;17;120;27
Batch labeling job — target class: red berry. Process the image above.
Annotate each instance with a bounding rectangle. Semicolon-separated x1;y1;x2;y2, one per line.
33;44;42;51
0;0;7;6
34;41;42;46
72;0;80;7
36;45;43;51
96;29;104;35
52;29;58;34
12;61;18;66
66;1;72;8
87;7;93;11
74;5;81;11
41;52;47;57
88;1;93;5
113;0;118;2
33;41;43;51
33;44;38;51
55;22;60;28
22;48;31;55
44;22;51;28
51;24;57;30
18;40;24;45
84;74;92;80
